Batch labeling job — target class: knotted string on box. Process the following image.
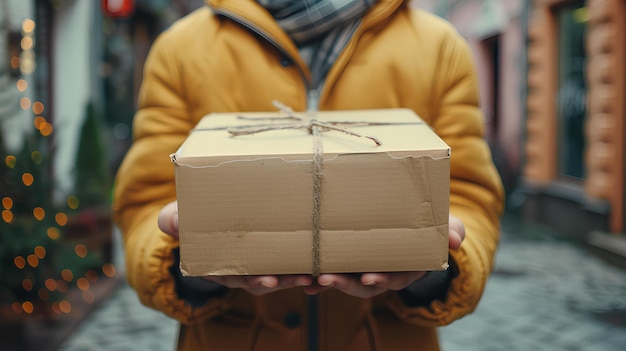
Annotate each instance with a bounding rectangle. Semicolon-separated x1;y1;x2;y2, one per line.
228;101;386;276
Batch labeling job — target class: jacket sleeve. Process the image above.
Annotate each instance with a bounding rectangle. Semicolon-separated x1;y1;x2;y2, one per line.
386;19;505;326
112;30;235;325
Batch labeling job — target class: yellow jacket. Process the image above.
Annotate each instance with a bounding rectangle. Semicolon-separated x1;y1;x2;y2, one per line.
113;0;504;350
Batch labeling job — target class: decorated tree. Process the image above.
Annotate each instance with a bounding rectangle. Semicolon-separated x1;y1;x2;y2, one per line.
0;113;115;320
0;15;114;321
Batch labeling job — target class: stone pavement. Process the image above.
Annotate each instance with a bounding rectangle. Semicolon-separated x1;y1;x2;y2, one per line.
57;214;626;351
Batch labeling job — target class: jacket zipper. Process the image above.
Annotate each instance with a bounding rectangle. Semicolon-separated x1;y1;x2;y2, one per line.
213;8;320;351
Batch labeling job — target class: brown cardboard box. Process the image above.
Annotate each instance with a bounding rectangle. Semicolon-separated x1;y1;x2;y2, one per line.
171;108;450;276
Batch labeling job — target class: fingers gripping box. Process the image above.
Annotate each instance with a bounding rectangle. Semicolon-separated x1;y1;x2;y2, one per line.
171;108;450;276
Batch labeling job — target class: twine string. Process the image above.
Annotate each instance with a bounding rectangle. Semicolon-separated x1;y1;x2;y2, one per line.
228;101;386;276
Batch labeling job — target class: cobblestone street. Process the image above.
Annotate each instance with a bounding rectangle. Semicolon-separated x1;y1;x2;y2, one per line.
57;214;626;351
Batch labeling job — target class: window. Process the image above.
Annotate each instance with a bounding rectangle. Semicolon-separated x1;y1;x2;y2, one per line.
556;3;588;179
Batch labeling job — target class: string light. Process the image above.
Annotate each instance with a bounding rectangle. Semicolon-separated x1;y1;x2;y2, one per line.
22;173;34;186
34;116;46;129
22;301;34;314
61;269;74;282
3;16;111;317
40;123;54;136
14;256;26;269
45;279;57;291
21;36;34;51
67;195;79;209
102;263;116;278
22;19;35;34
55;212;68;226
2;210;13;223
32;102;44;115
27;254;39;268
5;155;16;168
74;244;88;258
58;301;71;314
20;97;31;110
2;197;13;209
76;277;90;291
34;246;46;259
16;79;27;92
47;227;60;240
33;207;45;221
19;19;36;75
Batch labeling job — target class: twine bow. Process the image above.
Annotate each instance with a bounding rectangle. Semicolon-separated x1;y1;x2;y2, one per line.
228;101;383;146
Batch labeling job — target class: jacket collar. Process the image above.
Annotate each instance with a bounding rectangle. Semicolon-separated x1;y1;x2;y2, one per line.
204;0;407;47
203;0;407;87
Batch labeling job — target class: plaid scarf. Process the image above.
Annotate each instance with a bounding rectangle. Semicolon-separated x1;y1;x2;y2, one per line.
258;0;377;90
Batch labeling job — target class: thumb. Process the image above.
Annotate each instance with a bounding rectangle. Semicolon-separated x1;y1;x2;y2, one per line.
448;214;465;250
158;201;179;238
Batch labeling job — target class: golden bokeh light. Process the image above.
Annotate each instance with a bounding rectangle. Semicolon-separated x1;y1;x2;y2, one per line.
61;269;74;282
40;123;54;136
20;54;35;75
22;301;34;314
67;195;79;209
21;37;34;51
45;278;57;291
55;212;68;226
34;245;46;259
74;244;88;258
14;256;26;269
2;197;13;209
34;116;46;129
47;227;60;240
20;97;31;110
59;301;71;314
16;79;28;92
5;155;16;168
32;102;44;115
22;19;35;33
22;173;34;186
76;277;90;291
27;254;39;268
33;207;45;221
2;209;13;223
102;263;116;278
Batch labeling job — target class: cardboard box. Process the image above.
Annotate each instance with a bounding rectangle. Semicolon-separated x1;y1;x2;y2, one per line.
171;108;450;276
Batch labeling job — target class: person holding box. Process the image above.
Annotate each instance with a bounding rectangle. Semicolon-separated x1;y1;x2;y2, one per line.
113;0;504;350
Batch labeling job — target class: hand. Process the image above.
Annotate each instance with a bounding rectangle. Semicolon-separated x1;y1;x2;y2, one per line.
158;201;313;296
304;214;466;298
158;202;466;298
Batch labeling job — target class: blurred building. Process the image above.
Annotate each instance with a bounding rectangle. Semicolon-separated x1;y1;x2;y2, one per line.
414;0;625;260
